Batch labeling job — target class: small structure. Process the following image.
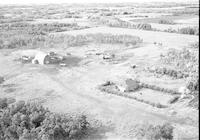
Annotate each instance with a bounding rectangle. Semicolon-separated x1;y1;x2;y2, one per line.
103;53;115;60
21;56;34;63
32;51;50;65
125;79;141;92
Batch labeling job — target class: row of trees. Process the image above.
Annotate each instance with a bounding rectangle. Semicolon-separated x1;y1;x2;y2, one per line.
0;22;89;49
47;33;143;47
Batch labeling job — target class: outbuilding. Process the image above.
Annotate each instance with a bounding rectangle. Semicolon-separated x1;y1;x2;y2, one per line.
32;51;50;65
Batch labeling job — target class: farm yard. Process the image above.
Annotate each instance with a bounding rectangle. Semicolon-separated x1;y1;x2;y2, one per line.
0;1;199;140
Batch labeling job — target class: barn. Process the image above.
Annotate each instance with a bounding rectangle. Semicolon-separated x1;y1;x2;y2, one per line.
32;51;50;65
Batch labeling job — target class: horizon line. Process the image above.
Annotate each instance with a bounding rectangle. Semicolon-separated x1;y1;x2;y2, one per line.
0;0;198;6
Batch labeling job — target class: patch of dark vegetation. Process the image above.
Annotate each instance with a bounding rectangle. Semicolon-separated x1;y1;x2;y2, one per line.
117;122;174;140
141;123;174;140
4;88;17;93
1;83;16;88
0;22;88;49
0;97;94;140
177;26;199;35
0;76;5;84
186;77;199;92
172;7;199;16
89;16;136;29
158;19;175;25
0;22;86;35
135;23;152;30
168;96;180;104
164;26;199;35
146;66;189;79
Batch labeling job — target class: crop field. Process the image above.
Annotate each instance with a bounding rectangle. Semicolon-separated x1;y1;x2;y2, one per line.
0;1;199;140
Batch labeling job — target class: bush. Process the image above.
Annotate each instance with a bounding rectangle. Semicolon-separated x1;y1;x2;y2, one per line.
0;98;91;140
137;123;174;140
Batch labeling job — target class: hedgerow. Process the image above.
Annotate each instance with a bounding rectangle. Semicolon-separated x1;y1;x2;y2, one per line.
99;83;168;108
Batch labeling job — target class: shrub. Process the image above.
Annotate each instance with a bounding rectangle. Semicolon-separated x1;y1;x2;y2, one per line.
138;123;174;140
0;22;88;49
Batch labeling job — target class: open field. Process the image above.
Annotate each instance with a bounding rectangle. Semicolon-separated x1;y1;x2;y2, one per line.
0;1;199;140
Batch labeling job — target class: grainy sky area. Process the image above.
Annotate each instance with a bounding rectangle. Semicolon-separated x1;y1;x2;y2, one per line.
0;0;198;4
